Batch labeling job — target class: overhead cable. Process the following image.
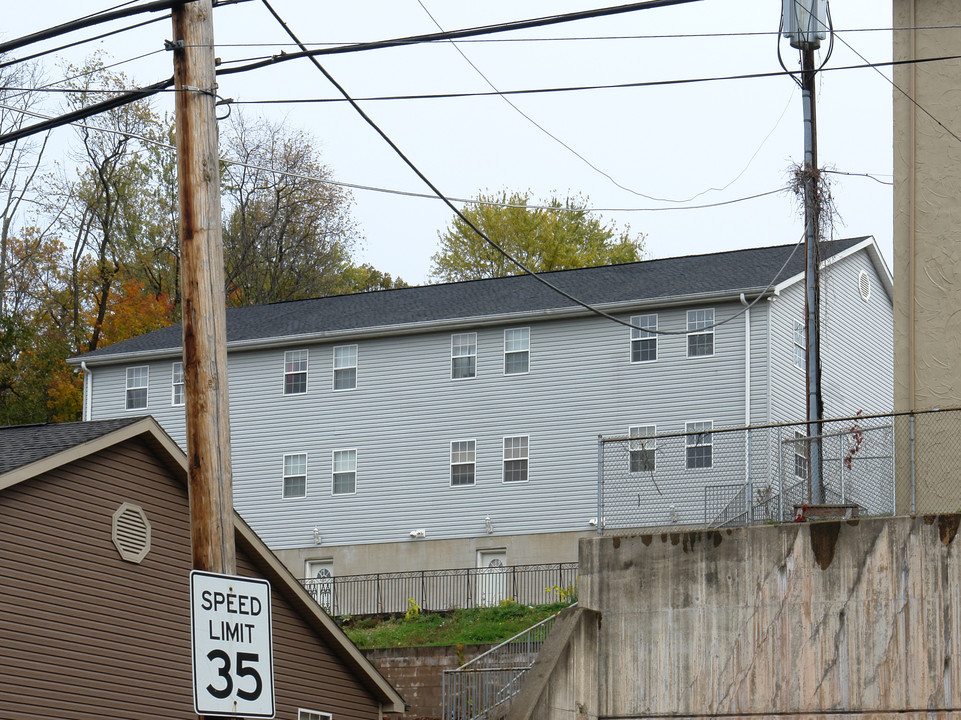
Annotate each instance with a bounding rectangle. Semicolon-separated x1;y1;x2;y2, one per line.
219;0;702;77
0;78;173;146
257;0;797;337
0;0;189;56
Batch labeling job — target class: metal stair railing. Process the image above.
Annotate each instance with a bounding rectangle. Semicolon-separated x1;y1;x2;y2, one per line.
442;606;568;720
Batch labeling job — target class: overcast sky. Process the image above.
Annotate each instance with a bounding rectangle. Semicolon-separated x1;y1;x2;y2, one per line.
5;0;894;286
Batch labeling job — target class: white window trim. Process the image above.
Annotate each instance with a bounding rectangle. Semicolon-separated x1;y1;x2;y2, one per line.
331;448;357;496
628;425;657;473
450;439;477;487
298;711;332;720
629;314;657;364
451;332;477;381
284;349;309;396
171;361;184;406
503;327;530;376
282;452;308;500
686;308;715;359
332;344;358;391
502;435;529;484
125;366;149;411
685;420;714;470
793;320;806;372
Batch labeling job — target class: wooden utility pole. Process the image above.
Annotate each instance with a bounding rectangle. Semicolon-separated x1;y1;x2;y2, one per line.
171;0;236;575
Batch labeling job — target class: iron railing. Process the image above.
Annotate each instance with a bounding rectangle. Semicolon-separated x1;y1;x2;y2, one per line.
299;562;578;616
596;409;949;534
442;607;564;720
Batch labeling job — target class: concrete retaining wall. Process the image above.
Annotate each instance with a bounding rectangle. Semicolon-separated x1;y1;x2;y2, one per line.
506;606;600;720
366;644;493;720
580;515;961;719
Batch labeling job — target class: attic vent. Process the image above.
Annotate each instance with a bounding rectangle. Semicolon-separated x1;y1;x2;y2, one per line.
858;270;871;302
112;502;151;564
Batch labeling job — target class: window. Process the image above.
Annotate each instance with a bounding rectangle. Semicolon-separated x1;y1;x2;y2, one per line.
283;453;307;498
332;450;356;495
793;320;806;371
451;333;477;379
284;349;308;395
171;361;184;406
503;436;529;483
630;314;657;363
686;421;713;469
504;328;530;374
793;431;809;479
687;309;714;357
125;366;148;410
333;345;357;390
629;425;657;473
450;441;476;486
299;711;332;720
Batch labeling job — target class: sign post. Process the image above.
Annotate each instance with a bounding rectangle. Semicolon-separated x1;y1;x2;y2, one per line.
190;571;275;718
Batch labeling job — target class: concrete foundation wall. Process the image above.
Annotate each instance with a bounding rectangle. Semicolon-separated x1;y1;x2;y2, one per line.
580;516;961;719
277;529;588;579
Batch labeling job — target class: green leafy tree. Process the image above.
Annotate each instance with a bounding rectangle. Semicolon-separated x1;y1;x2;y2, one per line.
431;190;645;281
335;263;408;294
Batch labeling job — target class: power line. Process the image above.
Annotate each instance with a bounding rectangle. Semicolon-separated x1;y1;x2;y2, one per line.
18;51;959;103
0;15;169;70
218;0;703;77
257;0;795;338
0;99;793;213
0;78;173;146
215;53;961;103
831;30;961;147
0;0;189;56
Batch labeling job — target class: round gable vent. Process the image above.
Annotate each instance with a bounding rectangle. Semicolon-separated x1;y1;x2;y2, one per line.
858;270;871;302
112;502;151;564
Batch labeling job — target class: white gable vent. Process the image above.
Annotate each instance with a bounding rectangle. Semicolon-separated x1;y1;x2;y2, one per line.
858;270;871;302
112;502;151;564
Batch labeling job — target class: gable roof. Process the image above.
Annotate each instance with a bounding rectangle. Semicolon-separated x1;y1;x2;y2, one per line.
0;417;405;713
71;237;874;365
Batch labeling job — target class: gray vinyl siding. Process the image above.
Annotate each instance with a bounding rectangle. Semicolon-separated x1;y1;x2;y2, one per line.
820;251;894;416
82;247;892;552
89;302;754;550
768;250;894;423
768;280;809;424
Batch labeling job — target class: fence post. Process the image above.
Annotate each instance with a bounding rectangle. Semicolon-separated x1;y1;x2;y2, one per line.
839;432;846;504
597;434;604;536
910;413;916;514
777;427;785;521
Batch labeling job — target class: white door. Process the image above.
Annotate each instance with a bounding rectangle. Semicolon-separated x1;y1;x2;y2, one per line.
477;550;507;606
305;560;334;612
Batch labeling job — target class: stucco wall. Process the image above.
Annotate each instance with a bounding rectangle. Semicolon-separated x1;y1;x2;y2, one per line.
580;516;961;719
893;0;961;412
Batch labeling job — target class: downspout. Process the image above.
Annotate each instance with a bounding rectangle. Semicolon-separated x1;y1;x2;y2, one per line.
740;294;751;487
80;361;92;422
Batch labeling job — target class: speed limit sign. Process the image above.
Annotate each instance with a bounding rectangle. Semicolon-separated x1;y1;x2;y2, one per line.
190;571;275;718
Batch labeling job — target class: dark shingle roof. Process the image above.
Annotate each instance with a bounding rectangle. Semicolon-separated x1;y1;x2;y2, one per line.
75;237;868;361
0;417;145;475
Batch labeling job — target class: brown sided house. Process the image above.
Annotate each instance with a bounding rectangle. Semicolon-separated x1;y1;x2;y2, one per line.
0;416;405;720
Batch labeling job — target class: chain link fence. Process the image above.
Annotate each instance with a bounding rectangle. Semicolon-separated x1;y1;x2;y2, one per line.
598;408;961;534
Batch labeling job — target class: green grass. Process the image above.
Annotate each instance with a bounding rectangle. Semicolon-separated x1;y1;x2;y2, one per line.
341;600;571;649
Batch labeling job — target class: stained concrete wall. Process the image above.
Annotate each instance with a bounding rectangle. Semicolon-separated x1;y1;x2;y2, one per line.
580;516;961;719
